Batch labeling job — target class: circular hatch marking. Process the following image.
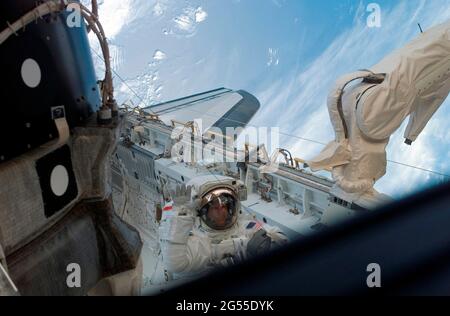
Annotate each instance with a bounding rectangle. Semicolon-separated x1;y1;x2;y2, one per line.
50;165;69;197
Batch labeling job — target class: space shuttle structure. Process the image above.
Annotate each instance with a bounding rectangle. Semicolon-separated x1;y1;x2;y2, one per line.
114;21;450;292
0;0;142;295
2;0;449;296
308;21;450;207
113;88;360;294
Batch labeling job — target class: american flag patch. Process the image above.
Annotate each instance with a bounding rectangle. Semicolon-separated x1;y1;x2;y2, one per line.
163;201;173;212
247;221;263;230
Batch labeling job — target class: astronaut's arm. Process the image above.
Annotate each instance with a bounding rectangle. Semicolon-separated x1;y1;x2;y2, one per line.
159;215;193;274
212;238;249;267
404;98;444;144
404;57;450;143
215;223;289;266
358;23;450;144
159;215;213;274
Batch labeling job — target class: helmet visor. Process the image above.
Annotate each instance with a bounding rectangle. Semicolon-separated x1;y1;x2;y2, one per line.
200;189;238;230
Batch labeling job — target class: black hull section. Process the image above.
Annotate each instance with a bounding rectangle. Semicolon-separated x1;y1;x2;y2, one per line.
0;0;100;163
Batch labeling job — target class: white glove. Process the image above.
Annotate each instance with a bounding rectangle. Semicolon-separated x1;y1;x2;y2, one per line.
161;184;195;221
160;184;197;244
170;184;197;216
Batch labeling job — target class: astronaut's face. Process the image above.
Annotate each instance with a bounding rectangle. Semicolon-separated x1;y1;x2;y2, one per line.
207;199;229;228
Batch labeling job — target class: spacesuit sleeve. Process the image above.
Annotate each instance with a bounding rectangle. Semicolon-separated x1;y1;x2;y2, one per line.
403;57;450;142
306;71;373;171
159;215;213;274
356;21;450;142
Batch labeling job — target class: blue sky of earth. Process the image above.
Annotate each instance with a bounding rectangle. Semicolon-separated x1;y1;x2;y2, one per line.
86;0;450;199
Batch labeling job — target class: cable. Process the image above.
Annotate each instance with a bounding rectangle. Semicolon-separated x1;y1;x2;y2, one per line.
90;48;158;115
75;1;116;109
0;1;63;45
386;160;450;179
91;0;98;19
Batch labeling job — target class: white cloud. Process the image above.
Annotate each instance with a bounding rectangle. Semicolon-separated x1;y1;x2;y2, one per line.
195;7;208;23
173;6;208;36
267;48;280;67
153;50;167;61
97;0;133;39
153;2;166;17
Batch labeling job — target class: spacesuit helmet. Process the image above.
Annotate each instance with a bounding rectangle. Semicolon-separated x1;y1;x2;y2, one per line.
198;188;238;231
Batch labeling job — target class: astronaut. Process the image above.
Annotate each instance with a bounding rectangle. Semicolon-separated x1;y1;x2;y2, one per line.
159;175;288;278
307;21;450;208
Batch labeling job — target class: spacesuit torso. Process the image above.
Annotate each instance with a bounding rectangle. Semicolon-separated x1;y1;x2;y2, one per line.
158;181;288;279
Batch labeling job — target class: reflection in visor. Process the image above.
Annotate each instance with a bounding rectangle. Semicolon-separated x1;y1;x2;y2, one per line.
199;189;238;230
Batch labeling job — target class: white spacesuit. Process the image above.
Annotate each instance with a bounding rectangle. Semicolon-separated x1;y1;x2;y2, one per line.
307;21;450;208
159;175;288;278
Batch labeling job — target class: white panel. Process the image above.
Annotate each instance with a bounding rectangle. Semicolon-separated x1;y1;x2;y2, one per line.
158;92;243;133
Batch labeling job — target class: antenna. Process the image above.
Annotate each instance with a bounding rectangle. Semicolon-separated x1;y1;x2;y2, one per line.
418;23;424;34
